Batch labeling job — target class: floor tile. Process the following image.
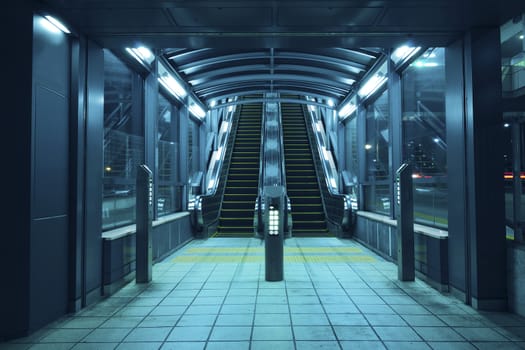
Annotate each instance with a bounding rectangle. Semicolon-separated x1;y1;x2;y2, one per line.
115;343;162;350
215;314;253;326
294;341;341;349
165;326;211;341
426;342;478;350
254;313;291;326
138;315;180;328
82;328;132;343
365;314;408;326
71;343;118;350
333;326;379;341
471;342;524;350
401;315;446;327
383;341;431;350
123;327;171;342
455;327;509;342
101;317;144;329
39;329;92;343
208;326;251;341
27;344;75;350
374;326;422;341
205;342;250;350
160;342;205;350
251;341;294;350
293;326;336;341
340;340;386;350
252;326;293;340
59;317;107;329
413;326;464;341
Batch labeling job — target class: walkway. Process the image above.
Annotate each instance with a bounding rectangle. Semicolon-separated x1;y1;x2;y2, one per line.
2;237;525;350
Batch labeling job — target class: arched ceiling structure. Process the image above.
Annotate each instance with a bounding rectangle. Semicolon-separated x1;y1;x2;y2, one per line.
38;0;525;108
163;48;384;107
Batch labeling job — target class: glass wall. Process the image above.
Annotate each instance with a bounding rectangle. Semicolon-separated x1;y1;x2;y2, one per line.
102;50;144;231
401;47;447;228
157;93;180;216
364;90;390;214
501;14;525;241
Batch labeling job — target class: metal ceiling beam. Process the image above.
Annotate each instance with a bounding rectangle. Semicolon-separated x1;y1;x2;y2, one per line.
195;73;351;91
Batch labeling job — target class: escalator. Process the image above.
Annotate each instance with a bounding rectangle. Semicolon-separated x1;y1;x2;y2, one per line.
215;103;262;237
281;102;329;236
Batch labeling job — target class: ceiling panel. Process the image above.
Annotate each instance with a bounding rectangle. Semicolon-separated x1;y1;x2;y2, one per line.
167;6;272;27
277;6;382;26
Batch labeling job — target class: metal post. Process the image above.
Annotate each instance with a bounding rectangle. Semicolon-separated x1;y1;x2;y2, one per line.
136;164;153;283
264;186;284;282
396;163;415;281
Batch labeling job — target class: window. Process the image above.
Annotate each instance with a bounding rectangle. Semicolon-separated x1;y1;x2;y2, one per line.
364;90;390;214
102;50;144;230
402;47;447;228
157;93;179;216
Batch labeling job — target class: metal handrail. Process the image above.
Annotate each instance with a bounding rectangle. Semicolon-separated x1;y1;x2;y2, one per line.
192;106;240;237
302;104;354;236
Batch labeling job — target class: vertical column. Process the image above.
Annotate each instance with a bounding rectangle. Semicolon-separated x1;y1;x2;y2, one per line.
179;105;189;209
388;57;403;219
357;102;367;210
447;28;507;309
144;72;158;218
1;1;33;340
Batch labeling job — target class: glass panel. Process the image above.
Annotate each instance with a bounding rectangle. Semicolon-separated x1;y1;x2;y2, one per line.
365;90;390;214
157;93;178;216
402;47;447;229
102;49;144;231
501;14;525;96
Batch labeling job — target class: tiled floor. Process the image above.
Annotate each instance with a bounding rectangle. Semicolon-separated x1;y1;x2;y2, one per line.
2;237;525;350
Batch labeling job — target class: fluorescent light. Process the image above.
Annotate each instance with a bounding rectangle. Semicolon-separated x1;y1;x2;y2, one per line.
44;15;70;34
520;34;524;40
126;47;154;66
358;74;387;98
209;100;217;108
414;61;439;68
338;97;357;120
365;144;372;150
392;45;421;65
189;100;206;119
358;61;388;99
327;99;335;107
159;74;187;98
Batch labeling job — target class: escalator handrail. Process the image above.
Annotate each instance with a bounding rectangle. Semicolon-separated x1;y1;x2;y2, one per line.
301;104;351;230
195;107;241;231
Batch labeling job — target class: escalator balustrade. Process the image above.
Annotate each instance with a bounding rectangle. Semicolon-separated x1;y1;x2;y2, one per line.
215;103;262;237
281;102;329;236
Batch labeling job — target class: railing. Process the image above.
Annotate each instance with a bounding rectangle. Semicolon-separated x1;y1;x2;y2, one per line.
302;104;354;236
192;106;240;237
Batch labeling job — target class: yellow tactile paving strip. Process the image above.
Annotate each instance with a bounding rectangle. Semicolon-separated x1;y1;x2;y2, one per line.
171;246;376;263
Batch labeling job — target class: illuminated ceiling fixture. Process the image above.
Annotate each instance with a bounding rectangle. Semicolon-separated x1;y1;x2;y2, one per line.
189;99;207;119
327;99;335;108
520;34;524;40
414;61;439;68
209;100;217;108
392;45;421;65
43;15;71;34
338;95;357;120
357;61;388;100
158;61;187;99
126;46;154;66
